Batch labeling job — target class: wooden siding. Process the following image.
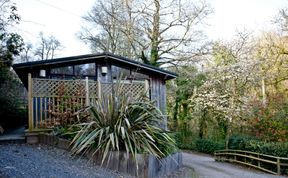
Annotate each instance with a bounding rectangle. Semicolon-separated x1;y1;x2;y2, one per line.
150;76;167;129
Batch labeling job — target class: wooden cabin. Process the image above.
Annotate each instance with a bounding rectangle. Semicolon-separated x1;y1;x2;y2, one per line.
13;53;177;130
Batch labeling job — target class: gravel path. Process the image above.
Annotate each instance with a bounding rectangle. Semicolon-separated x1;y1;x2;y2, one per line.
3;144;284;178
183;152;286;178
0;144;133;178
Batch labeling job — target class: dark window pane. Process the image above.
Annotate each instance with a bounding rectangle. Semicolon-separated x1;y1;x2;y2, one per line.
112;65;130;79
74;63;96;76
131;70;149;80
50;66;73;75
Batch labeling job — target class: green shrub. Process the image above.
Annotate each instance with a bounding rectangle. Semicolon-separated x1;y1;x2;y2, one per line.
228;135;288;157
173;132;195;150
244;140;288;157
195;139;225;154
70;81;176;165
0;67;27;129
228;135;258;150
53;125;81;140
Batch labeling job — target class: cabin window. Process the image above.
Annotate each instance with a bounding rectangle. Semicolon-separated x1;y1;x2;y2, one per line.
111;65;131;79
74;63;96;77
131;70;149;80
49;63;96;79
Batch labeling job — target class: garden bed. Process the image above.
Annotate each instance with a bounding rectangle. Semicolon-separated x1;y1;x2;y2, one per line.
35;134;182;178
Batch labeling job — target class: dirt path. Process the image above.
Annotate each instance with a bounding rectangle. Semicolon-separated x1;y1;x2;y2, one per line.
183;152;286;178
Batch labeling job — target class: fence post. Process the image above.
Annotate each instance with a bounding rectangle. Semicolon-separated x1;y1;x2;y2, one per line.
144;79;149;98
277;157;280;175
258;153;260;167
85;77;89;106
98;80;102;99
28;73;33;131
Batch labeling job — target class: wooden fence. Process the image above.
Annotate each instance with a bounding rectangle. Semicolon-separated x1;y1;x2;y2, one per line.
27;73;148;131
214;149;288;175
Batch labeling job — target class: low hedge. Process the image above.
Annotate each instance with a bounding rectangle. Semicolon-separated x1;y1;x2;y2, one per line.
174;133;288;157
194;139;225;154
173;132;195;150
228;135;288;157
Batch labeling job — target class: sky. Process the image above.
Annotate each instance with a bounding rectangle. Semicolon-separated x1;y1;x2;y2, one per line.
13;0;288;58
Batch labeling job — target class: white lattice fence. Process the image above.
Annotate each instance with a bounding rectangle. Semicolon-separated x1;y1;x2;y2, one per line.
28;76;148;130
32;78;87;97
30;78;96;129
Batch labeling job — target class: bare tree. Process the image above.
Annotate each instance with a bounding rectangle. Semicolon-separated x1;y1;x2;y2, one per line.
274;9;288;34
21;43;32;62
34;32;62;60
80;0;212;66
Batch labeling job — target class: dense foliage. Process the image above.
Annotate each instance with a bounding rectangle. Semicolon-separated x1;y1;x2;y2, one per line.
228;135;288;157
194;139;225;154
70;81;176;166
0;0;24;67
0;0;25;130
168;29;288;155
0;67;27;128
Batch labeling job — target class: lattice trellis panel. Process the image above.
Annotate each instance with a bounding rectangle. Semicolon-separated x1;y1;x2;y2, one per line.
121;83;145;98
32;79;99;98
30;78;147;129
101;83;112;96
100;82;145;98
88;80;98;98
32;79;86;97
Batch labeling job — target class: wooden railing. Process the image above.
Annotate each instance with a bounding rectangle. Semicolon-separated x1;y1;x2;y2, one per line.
214;149;288;175
27;74;148;131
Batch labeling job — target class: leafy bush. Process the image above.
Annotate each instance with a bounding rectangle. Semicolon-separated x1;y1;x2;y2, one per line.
194;139;225;154
173;132;196;150
244;140;288;157
70;81;176;165
0;67;27;129
249;93;288;142
53;125;81;140
228;135;288;157
228;135;258;150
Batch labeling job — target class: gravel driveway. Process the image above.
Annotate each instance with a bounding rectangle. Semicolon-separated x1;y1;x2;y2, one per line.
0;144;133;178
183;152;286;178
3;144;283;178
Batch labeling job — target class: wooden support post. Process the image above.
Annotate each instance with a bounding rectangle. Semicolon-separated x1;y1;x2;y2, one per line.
28;73;33;131
98;80;102;99
277;158;280;175
85;77;89;106
258;153;260;167
144;79;150;98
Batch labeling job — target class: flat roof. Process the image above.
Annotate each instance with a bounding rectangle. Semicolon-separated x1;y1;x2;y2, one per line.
13;52;177;79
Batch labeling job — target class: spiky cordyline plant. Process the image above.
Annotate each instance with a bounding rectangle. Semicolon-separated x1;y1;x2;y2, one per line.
70;80;175;166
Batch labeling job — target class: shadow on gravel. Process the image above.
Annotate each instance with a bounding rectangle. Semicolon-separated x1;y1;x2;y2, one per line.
165;166;199;178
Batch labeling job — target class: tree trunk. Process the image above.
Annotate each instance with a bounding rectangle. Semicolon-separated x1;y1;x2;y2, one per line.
261;78;266;107
199;109;207;139
172;96;180;130
150;0;160;66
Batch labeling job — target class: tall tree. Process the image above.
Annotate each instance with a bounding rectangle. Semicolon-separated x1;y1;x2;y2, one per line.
0;0;24;67
0;0;26;130
19;43;32;62
34;32;62;60
80;0;211;66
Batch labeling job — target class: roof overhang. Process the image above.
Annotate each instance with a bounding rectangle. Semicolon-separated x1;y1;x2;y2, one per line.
13;53;177;87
